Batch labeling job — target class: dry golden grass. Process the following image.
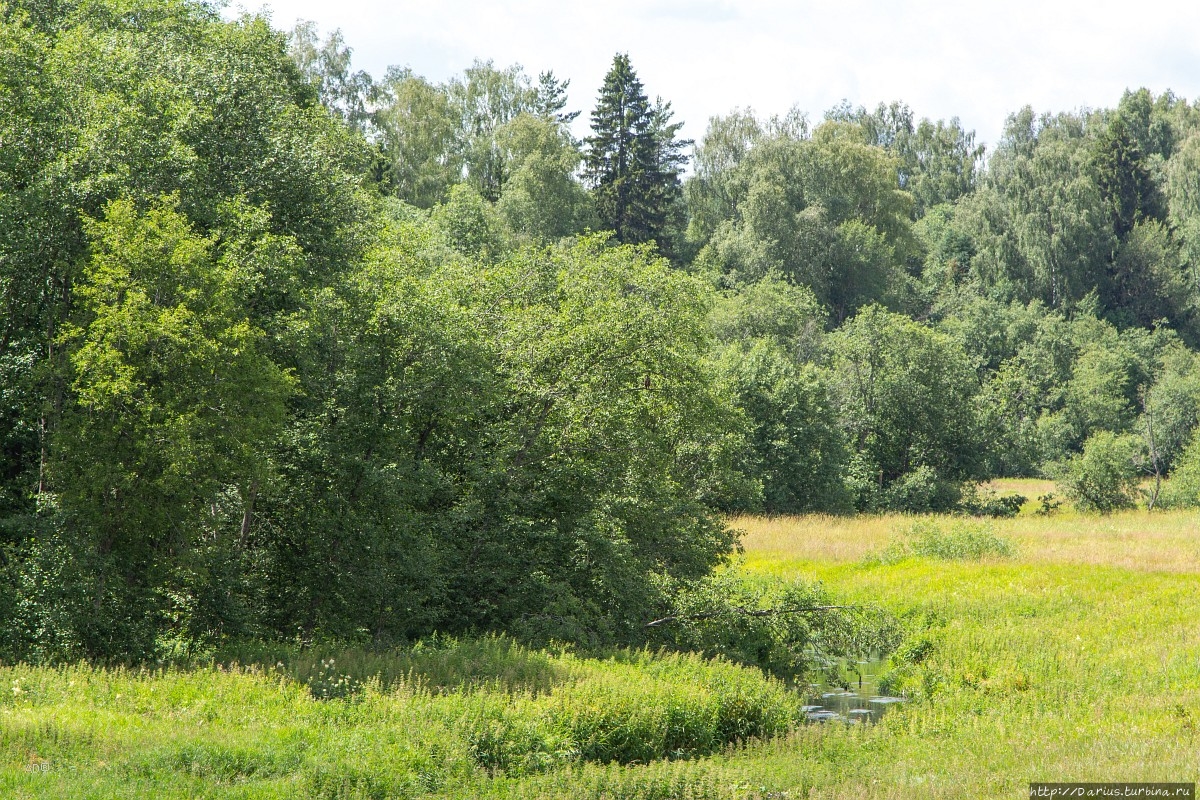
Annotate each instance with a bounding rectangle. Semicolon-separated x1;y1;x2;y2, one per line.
734;492;1200;574
731;513;898;563
982;476;1056;499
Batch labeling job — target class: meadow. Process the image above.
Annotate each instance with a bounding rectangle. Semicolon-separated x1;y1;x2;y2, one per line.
4;482;1200;799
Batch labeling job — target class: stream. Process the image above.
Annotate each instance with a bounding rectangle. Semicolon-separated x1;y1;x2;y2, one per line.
803;657;906;724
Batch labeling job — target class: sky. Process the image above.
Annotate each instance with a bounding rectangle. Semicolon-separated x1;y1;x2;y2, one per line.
226;0;1200;155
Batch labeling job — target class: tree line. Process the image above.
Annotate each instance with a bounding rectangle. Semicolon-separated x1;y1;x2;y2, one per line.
4;0;1200;661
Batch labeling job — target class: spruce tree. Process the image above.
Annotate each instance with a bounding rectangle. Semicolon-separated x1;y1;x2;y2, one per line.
584;53;690;247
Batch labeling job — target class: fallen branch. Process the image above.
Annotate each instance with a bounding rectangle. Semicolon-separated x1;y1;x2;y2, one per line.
644;605;851;628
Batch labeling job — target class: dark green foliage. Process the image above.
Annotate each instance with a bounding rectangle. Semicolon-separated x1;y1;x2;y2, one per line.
1159;428;1200;509
10;0;1200;669
933;92;1200;343
1135;346;1200;472
1092;109;1166;240
1036;493;1063;515
534;70;579;125
715;340;848;513
968;110;1114;309
647;570;899;684
962;304;1190;478
254;227;742;645
584;54;690;250
827;305;983;511
1105;220;1190;331
958;486;1026;518
46;198;292;658
0;0;368;660
0;2;735;659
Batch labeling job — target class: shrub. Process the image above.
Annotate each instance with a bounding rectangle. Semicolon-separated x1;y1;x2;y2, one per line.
880;465;965;514
877;520;1015;563
546;651;797;764
1035;493;1063;515
1055;431;1142;513
1159;429;1200;509
958;485;1027;518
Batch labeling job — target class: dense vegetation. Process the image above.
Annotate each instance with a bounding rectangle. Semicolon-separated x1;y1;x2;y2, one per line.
5;0;1200;678
7;507;1200;798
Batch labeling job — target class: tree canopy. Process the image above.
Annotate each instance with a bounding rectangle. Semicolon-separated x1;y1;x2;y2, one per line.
5;2;1200;661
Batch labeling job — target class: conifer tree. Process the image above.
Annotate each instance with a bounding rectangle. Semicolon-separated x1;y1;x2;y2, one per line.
584;53;690;246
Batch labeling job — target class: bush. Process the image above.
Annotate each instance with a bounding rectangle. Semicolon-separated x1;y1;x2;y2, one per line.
958;485;1027;518
1159;429;1200;509
881;465;964;513
876;520;1015;563
546;652;796;764
1035;493;1062;515
435;647;805;773
1055;431;1142;513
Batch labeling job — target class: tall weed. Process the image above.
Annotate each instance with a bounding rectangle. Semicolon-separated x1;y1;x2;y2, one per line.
874;519;1015;563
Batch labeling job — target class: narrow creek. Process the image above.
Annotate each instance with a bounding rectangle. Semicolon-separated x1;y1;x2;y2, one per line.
802;656;906;723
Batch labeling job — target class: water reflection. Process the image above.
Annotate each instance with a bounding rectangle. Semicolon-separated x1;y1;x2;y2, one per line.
803;658;906;724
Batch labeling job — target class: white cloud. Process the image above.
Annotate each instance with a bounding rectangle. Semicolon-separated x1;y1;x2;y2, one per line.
233;0;1200;153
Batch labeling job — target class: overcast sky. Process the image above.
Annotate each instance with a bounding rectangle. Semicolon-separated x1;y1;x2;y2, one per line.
228;0;1200;155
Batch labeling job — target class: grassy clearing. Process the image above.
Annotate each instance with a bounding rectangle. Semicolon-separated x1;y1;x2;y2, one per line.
6;493;1200;798
734;480;1200;574
720;559;1200;797
982;477;1057;500
722;505;1200;798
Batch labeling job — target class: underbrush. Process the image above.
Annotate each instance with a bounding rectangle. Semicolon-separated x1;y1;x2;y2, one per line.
2;564;906;799
871;519;1016;564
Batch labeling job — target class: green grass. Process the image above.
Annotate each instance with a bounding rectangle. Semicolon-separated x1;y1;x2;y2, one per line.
6;504;1200;798
726;511;1200;798
0;640;799;799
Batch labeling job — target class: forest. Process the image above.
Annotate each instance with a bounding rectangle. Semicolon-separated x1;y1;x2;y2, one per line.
4;0;1200;683
11;2;1200;797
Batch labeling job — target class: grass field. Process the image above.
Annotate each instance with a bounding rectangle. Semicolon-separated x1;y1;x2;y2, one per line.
5;484;1200;798
734;508;1200;574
